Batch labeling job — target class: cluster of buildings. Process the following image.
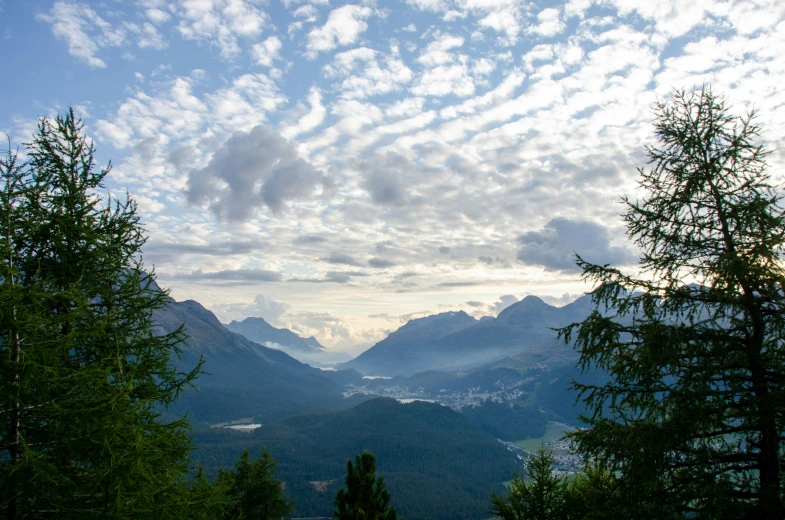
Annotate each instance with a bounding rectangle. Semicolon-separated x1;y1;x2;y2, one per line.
342;377;528;411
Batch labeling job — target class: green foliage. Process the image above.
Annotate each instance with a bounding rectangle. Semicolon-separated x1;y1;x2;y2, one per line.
562;464;620;520
334;451;400;520
0;110;206;518
490;448;567;520
192;398;515;520
218;448;294;520
490;449;617;520
560;87;785;518
462;400;547;441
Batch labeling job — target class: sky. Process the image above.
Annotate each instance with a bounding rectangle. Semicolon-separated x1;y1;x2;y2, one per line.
1;0;784;354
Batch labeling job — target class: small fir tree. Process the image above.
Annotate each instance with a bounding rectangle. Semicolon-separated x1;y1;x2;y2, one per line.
490;448;567;520
334;451;400;520
219;448;294;520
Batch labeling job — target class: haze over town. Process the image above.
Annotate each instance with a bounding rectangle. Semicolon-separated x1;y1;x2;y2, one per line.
2;0;784;354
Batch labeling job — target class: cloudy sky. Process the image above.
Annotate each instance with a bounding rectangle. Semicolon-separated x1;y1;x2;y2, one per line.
2;0;784;353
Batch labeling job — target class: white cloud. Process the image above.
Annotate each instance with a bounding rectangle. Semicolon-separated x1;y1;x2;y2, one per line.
124;21;167;50
213;294;291;325
281;87;327;139
305;4;374;58
23;0;785;349
530;7;565;37
411;63;475;97
293;4;319;22
175;0;268;58
403;0;450;12
251;36;282;67
478;6;522;42
282;0;330;7
37;2;126;68
326;47;413;99
417;33;465;67
145;8;171;24
384;97;426;119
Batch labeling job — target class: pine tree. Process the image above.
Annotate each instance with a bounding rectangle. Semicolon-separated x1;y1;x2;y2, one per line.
0;110;205;517
560;88;785;518
219;448;294;520
490;448;568;520
334;451;400;520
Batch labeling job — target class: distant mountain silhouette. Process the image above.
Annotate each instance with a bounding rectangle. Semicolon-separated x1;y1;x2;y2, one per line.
224;316;324;353
153;299;361;424
340;295;594;376
339;310;477;375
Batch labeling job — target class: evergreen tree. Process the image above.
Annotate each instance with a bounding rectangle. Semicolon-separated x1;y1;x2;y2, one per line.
562;464;620;520
560;87;785;518
490;448;567;520
219;448;294;519
0;110;205;518
334;451;400;520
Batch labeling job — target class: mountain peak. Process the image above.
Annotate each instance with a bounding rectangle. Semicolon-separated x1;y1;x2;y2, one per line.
399;310;476;331
225;316;325;353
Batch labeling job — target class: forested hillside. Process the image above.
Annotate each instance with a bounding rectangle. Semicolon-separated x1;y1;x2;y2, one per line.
192;398;518;520
154;299;367;424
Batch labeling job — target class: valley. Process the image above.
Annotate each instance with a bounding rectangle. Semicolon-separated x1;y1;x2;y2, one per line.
153;290;593;519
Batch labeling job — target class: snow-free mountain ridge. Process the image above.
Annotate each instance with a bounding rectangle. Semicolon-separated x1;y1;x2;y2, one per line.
340;295;594;376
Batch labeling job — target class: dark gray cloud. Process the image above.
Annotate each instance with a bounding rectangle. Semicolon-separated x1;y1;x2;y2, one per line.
133;137;161;162
517;218;636;272
326;270;369;278
477;255;512;269
360;152;410;207
368;257;396;268
289;270;369;284
293;234;329;245
439;246;451;254
166;268;283;283
289;273;352;283
320;253;362;266
167;144;194;171
466;300;485;307
185;125;327;221
145;239;260;258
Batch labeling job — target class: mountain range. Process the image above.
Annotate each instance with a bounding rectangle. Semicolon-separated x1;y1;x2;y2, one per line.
153;299;363;425
339;294;594;377
224;316;353;367
152;289;595;519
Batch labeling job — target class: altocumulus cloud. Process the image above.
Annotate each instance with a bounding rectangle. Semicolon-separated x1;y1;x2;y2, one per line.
186;125;329;221
517;218;636;272
360;151;411;207
167;268;283;283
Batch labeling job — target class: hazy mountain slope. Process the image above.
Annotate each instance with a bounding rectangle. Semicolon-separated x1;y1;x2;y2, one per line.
224;316;324;353
153;299;360;424
224;316;354;367
342;295;593;377
426;295;593;371
339;311;477;375
192;397;518;520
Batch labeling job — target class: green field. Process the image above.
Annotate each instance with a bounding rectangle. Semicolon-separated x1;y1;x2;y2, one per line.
513;421;572;452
